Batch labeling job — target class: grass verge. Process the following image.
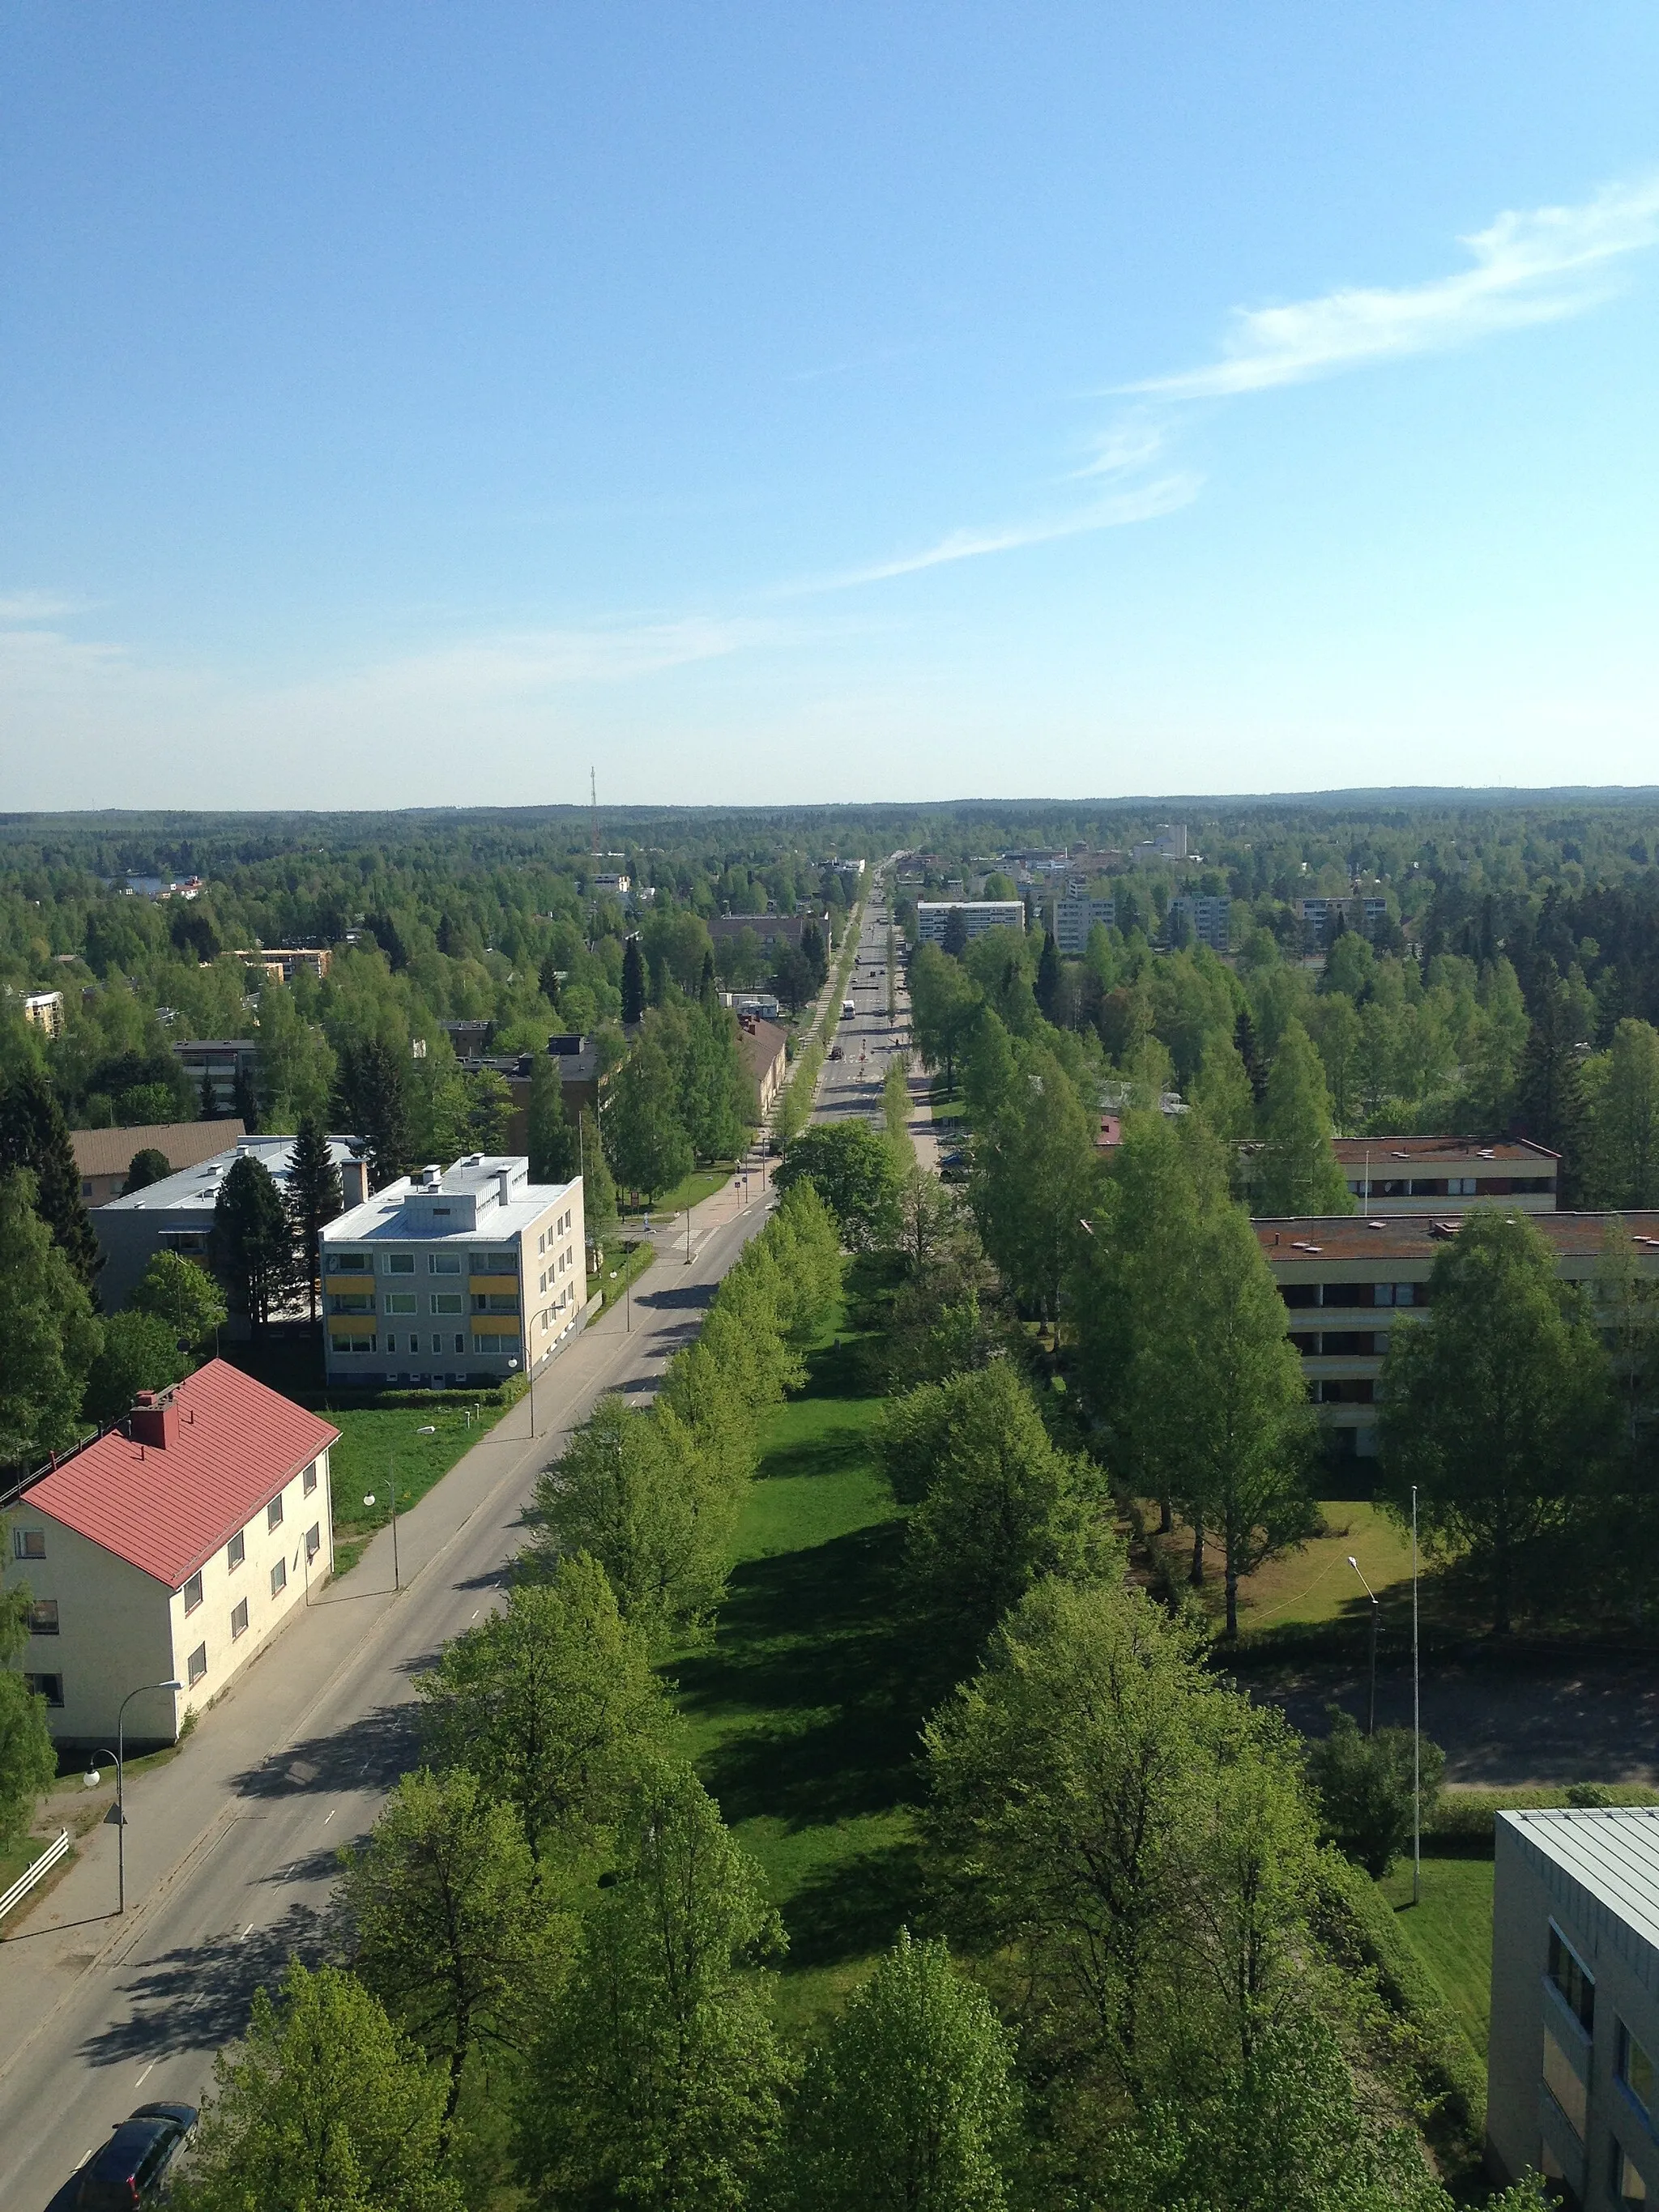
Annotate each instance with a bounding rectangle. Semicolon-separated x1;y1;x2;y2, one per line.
593;1238;655;1316
671;1266;939;2035
1377;1852;1494;2067
620;1164;734;1221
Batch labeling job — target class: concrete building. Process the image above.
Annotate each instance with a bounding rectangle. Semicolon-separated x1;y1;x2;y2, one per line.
1047;894;1116;956
451;1034;610;1154
707;912;830;955
171;1039;258;1115
22;990;64;1037
320;1153;585;1388
738;1015;788;1119
93;1134;369;1310
70;1119;247;1207
916;901;1026;945
1167;894;1232;951
1294;894;1391;948
2;1360;337;1751
1132;825;1190;864
1256;1208;1659;1458
1487;1806;1659;2203
1332;1136;1559;1213
232;947;332;984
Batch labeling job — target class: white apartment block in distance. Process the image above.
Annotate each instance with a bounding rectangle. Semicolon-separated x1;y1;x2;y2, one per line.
916;900;1026;945
320;1153;585;1388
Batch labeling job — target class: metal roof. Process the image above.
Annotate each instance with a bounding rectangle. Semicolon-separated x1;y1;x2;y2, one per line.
13;1360;339;1590
1503;1808;1659;1958
101;1134;365;1215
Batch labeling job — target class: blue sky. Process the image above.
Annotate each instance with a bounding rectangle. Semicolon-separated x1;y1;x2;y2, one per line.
3;4;1659;809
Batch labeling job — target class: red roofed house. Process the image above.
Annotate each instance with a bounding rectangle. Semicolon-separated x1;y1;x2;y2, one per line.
2;1360;338;1750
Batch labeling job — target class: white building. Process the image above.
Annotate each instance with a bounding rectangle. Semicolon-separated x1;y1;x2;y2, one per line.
1047;894;1116;955
1167;894;1231;951
916;901;1026;945
320;1153;585;1388
3;1360;336;1750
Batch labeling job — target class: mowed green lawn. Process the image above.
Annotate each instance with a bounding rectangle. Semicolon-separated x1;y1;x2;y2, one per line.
671;1311;939;2032
1378;1851;1495;2070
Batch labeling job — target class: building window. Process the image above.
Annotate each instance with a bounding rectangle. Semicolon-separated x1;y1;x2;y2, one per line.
386;1251;416;1273
429;1253;461;1274
28;1599;58;1635
271;1557;288;1597
268;1494;285;1532
385;1293;417;1315
183;1571;204;1614
1613;2142;1649;2207
305;1523;321;1562
24;1673;63;1707
230;1597;249;1640
1620;2021;1655;2122
454;1333;465;1353
1544;2022;1589;2139
13;1528;45;1560
431;1292;463;1314
331;1332;377;1353
228;1528;245;1569
303;1462;317;1497
326;1252;373;1273
473;1333;519;1357
187;1643;208;1687
1549;1925;1595;2033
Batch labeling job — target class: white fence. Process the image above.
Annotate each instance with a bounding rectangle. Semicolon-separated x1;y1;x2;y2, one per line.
0;1829;70;1921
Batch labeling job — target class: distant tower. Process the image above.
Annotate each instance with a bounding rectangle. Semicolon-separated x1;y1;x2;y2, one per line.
591;765;599;860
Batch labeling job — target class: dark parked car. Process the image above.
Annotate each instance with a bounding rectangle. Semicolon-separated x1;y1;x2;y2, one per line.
828;1044;843;1059
75;2103;196;2209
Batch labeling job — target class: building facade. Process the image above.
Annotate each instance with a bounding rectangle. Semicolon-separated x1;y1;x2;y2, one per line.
1294;894;1391;948
2;1362;337;1750
1047;894;1116;955
1167;894;1232;951
232;947;332;984
1331;1136;1559;1213
916;901;1026;945
170;1038;258;1115
22;990;64;1036
320;1153;586;1388
93;1134;369;1310
1256;1208;1659;1457
739;1015;789;1118
1488;1807;1659;2205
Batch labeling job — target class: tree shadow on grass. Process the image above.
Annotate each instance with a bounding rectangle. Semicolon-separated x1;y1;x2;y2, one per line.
783;1839;927;1969
760;1426;876;1483
798;1332;881;1401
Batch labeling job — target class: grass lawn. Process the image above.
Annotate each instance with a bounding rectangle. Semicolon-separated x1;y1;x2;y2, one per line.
1377;1851;1495;2075
592;1238;655;1316
327;1400;505;1574
620;1163;734;1221
1223;1502;1418;1630
671;1285;945;2035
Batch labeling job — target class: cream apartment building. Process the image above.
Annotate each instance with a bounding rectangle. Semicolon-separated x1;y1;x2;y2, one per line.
320;1153;586;1388
4;1360;337;1750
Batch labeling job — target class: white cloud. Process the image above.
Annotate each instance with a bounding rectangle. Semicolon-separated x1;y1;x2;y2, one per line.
820;473;1201;589
0;590;83;622
1131;173;1659;400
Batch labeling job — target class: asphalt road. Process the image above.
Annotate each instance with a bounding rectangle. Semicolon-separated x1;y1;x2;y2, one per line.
812;898;934;1161
0;1159;785;2212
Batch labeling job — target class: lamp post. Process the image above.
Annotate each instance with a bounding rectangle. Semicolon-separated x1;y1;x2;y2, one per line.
1347;1555;1380;1737
364;1468;399;1592
83;1677;184;1913
510;1349;535;1439
1411;1484;1421;1907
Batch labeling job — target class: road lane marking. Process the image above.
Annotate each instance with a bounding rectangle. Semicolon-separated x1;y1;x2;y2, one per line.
135;2061;156;2088
240;1923;254;1940
323;1808;335;1824
470;1609;480;1622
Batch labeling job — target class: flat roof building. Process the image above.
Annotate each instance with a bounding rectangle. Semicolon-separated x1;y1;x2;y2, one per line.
917;901;1026;945
1046;894;1116;956
1167;893;1231;952
2;1360;337;1750
1329;1136;1558;1213
1256;1208;1659;1458
1488;1807;1659;2204
171;1038;258;1115
320;1153;586;1389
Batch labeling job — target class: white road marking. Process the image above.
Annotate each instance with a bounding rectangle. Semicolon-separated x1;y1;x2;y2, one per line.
135;2061;156;2088
470;1609;480;1622
239;1923;254;1940
323;1808;335;1825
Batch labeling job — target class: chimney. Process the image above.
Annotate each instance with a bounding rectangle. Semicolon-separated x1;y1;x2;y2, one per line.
496;1167;512;1208
130;1390;180;1450
340;1155;369;1206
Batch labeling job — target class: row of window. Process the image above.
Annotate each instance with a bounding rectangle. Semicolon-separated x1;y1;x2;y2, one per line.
331;1332;521;1357
328;1291;478;1316
13;1464;317;1580
1281;1282;1425;1310
326;1249;517;1276
538;1208;574;1255
1542;1923;1655;2207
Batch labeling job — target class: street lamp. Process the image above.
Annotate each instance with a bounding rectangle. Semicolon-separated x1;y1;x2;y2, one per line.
364;1470;399;1592
1347;1555;1380;1737
83;1677;184;1913
510;1349;536;1439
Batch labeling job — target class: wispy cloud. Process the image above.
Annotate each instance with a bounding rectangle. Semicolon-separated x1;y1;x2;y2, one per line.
1131;173;1659;399
818;473;1201;590
0;590;83;622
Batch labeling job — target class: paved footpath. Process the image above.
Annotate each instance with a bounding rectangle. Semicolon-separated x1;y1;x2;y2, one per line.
0;1169;777;2212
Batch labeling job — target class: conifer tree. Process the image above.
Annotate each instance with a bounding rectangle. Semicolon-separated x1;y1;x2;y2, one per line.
1515;978;1589;1203
620;936;647;1025
211;1153;295;1339
286;1113;344;1323
527;1055;578;1183
333;1036;411;1191
1034;930;1063;1023
1252;1021;1352;1217
0;1170;103;1471
0;1064;103;1290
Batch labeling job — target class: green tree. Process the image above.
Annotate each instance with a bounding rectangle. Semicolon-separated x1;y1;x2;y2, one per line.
340;1768;561;2127
777;1121;902;1252
83;1309;191;1425
129;1247;228;1349
334;1034;412;1191
1252;1020;1352;1217
621;936;648;1025
607;1033;696;1202
286;1112;344;1325
122;1146;173;1193
171;1959;463;2212
529;1056;579;1184
679;1001;749;1161
908;943;982;1091
467;1068;516;1153
1189;1027;1256;1143
1587;1017;1659;1206
532;1396;728;1641
0;1064;103;1290
1034;931;1062;1023
211;1152;295;1339
0;1170;103;1470
255;978;337;1129
1305;1708;1446;1879
578;1110;616;1244
971;1043;1096;1322
0;1522;58;1850
516;1762;791;2212
1377;1209;1611;1632
1514;979;1589;1203
787;1929;1020;2212
418;1555;669;1861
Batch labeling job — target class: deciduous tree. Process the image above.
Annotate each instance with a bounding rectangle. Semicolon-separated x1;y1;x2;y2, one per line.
1252;1021;1351;1217
0;1170;102;1471
777;1121;902;1252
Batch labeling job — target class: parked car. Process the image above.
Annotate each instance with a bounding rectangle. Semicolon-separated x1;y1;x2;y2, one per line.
828;1045;843;1060
76;2103;197;2209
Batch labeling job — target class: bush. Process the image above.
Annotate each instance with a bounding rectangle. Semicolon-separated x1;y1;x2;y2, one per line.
1304;1707;1444;1878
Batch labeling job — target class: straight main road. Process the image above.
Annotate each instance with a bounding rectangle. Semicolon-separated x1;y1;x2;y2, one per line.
813;888;938;1170
0;1166;780;2212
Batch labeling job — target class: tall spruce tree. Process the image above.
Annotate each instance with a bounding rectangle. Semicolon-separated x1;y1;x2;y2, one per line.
0;1170;103;1471
286;1114;343;1324
1515;978;1589;1203
334;1036;411;1191
211;1153;295;1340
527;1055;578;1183
0;1064;103;1291
1034;930;1063;1023
620;936;647;1025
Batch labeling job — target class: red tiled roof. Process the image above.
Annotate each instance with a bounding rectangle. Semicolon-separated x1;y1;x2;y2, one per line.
1254;1211;1659;1266
18;1360;339;1591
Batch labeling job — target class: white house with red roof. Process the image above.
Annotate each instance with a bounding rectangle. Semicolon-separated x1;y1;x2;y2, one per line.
2;1361;339;1750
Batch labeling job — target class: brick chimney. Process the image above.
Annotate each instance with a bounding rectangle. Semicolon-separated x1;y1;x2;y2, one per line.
130;1390;180;1449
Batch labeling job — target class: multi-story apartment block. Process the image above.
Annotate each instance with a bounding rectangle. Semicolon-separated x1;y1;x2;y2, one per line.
232;946;332;984
1332;1136;1558;1213
1487;1807;1659;2204
22;990;64;1036
320;1153;586;1388
916;901;1026;945
1047;893;1116;955
1167;894;1231;951
1256;1209;1659;1458
171;1038;258;1115
1294;894;1391;948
